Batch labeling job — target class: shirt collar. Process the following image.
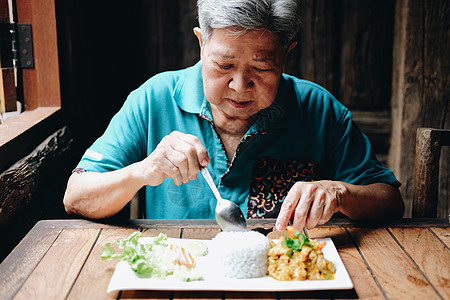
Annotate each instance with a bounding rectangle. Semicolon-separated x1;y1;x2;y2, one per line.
173;61;207;115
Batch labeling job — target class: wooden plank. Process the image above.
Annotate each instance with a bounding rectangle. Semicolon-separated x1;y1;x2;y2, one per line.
309;227;383;299
381;219;450;227
339;0;395;109
46;218;139;230
13;228;100;300
128;219;220;228
0;107;62;173
0;221;62;299
324;217;449;228
16;0;61;109
347;227;441;299
286;0;395;111
0;106;59;145
0;0;9;22
0;68;17;113
141;228;182;238
181;227;221;240
389;227;450;299
413;128;446;217
67;228;137;300
430;227;450;247
351;110;391;154
292;0;341;94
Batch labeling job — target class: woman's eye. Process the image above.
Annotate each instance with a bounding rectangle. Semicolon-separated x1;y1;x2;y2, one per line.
218;64;233;70
254;67;272;72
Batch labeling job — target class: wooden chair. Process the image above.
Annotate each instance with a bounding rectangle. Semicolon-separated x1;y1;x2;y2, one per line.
413;128;450;218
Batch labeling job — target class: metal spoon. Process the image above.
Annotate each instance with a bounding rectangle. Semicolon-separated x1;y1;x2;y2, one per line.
200;167;247;232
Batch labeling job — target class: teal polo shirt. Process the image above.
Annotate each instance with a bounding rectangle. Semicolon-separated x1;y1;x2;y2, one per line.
77;62;400;219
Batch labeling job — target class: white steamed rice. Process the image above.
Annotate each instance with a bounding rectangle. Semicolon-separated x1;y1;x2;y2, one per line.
210;230;270;279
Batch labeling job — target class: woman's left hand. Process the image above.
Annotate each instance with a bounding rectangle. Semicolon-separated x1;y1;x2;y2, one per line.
275;180;346;231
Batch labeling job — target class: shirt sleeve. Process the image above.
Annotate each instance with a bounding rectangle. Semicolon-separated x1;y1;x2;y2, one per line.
327;106;400;187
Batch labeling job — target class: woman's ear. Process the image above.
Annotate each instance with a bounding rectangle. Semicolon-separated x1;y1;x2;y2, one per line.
193;27;203;48
193;27;203;59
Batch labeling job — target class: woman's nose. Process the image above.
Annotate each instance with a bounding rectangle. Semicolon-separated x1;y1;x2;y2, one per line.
228;71;254;93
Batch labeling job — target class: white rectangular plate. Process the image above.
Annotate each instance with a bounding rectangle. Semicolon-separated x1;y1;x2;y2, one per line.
107;237;353;293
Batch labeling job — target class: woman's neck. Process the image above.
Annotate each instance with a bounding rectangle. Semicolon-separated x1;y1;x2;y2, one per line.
211;107;253;160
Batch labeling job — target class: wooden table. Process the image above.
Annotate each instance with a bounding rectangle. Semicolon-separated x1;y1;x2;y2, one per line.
0;218;448;300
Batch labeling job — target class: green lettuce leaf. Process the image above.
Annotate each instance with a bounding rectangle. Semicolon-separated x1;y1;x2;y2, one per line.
101;231;170;278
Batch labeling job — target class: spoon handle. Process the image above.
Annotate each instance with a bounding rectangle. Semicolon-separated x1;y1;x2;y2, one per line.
200;167;222;202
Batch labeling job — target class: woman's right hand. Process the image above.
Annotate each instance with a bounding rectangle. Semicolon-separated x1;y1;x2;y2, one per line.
138;131;210;186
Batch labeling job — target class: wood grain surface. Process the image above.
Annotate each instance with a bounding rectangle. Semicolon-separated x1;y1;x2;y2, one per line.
0;218;448;300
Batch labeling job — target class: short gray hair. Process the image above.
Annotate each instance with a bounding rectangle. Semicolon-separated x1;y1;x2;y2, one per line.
197;0;302;52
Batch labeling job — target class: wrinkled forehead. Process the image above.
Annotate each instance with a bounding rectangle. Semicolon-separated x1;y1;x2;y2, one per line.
206;28;283;56
209;27;280;43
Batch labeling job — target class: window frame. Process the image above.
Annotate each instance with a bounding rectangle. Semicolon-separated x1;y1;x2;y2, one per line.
0;0;61;172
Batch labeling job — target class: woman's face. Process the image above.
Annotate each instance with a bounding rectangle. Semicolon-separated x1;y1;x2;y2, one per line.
196;28;285;124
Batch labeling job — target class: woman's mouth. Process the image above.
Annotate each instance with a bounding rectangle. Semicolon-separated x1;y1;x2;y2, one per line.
227;99;252;108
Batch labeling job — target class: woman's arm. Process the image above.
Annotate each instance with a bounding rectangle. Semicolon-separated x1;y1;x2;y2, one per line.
63;131;209;219
63;163;146;219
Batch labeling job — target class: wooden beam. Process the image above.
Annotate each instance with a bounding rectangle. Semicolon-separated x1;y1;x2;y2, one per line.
0;107;61;172
15;0;61;109
413;128;450;218
0;0;9;23
0;126;72;227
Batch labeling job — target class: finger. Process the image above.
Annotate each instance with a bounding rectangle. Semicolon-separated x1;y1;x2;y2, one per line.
177;139;203;180
318;196;338;225
170;132;209;178
275;182;309;231
305;191;325;229
172;131;209;164
164;132;190;182
191;138;210;167
166;133;198;183
152;154;183;186
156;142;189;184
291;192;313;231
168;146;191;183
275;184;305;232
171;172;183;186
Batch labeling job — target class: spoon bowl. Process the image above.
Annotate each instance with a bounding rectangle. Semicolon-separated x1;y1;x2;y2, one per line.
200;167;247;232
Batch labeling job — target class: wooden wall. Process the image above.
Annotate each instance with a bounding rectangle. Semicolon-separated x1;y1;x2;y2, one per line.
389;0;449;217
56;0;397;159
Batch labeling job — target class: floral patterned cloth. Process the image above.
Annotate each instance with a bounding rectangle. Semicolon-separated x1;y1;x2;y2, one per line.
247;157;322;219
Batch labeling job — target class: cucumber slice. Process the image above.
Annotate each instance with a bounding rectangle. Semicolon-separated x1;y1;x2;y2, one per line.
183;240;208;256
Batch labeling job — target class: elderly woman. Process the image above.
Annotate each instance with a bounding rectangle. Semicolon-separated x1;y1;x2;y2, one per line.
63;0;404;231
